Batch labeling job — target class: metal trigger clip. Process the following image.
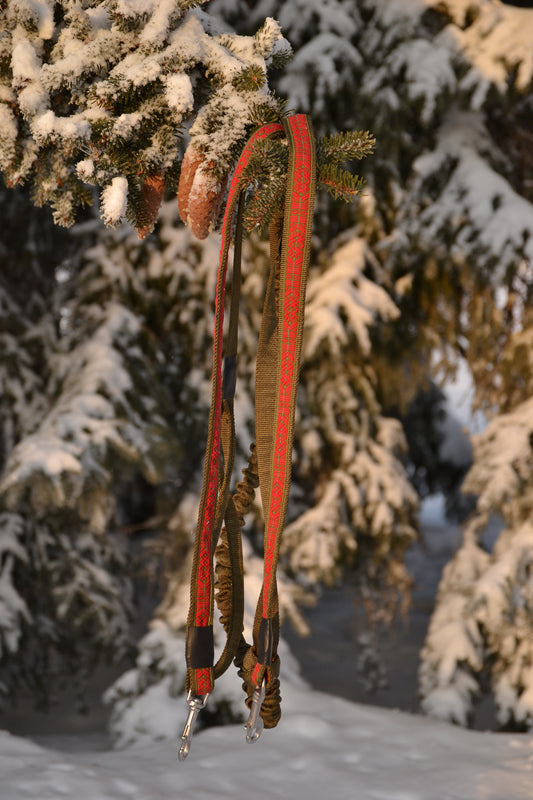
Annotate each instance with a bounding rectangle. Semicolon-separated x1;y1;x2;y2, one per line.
178;690;209;761
245;678;266;744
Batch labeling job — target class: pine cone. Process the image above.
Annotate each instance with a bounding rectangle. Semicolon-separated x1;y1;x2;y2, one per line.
177;144;203;225
187;167;228;240
177;143;228;240
136;175;165;240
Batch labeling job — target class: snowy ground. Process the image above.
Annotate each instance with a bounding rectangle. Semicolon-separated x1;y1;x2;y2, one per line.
4;493;512;800
2;682;533;800
3;369;516;798
1;502;523;799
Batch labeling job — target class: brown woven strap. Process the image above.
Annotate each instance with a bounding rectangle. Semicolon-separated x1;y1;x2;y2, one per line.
184;116;316;736
185;124;285;697
249;115;316;697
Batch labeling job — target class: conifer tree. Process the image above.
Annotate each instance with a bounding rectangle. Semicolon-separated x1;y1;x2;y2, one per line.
0;0;385;725
313;0;533;729
0;181;79;705
215;0;533;730
4;0;532;737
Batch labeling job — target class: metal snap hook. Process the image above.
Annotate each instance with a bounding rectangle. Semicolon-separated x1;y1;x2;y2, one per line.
178;690;209;761
244;678;266;744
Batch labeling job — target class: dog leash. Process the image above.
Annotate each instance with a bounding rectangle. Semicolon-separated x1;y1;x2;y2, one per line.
180;114;316;759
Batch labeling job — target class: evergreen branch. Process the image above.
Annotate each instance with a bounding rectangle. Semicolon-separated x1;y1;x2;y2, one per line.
243;170;286;234
317;130;376;166
125;179;144;230
249;97;290;127
0;2;289;228
178;0;205;10
242;137;288;177
234;126;372;232
317;164;366;202
239;138;287;200
232;65;267;92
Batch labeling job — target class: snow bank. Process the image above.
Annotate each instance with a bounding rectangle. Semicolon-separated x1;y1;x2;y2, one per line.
2;686;533;799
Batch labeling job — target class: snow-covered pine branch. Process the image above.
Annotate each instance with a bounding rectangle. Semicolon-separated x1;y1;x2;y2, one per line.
421;399;533;729
0;1;290;228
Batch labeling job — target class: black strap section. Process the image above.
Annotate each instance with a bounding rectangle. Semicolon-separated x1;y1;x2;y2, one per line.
225;192;244;359
257;617;274;666
222;355;237;400
186;625;214;669
221;194;242;400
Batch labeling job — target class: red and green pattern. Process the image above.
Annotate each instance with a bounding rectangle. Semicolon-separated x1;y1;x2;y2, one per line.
186;115;316;700
187;123;284;692
261;115;316;620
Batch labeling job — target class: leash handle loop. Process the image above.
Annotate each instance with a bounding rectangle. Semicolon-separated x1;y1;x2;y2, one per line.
183;115;316;735
185;123;284;696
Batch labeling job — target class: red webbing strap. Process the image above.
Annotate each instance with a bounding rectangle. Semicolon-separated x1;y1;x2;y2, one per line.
185;123;284;696
251;114;316;688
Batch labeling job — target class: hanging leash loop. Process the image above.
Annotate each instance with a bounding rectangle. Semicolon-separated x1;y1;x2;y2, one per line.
181;114;316;756
184;122;284;700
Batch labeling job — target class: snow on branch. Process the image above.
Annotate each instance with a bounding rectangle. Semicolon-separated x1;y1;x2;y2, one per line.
421;516;533;729
406;111;533;284
0;513;31;660
0;1;290;228
463;397;533;527
304;238;399;360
